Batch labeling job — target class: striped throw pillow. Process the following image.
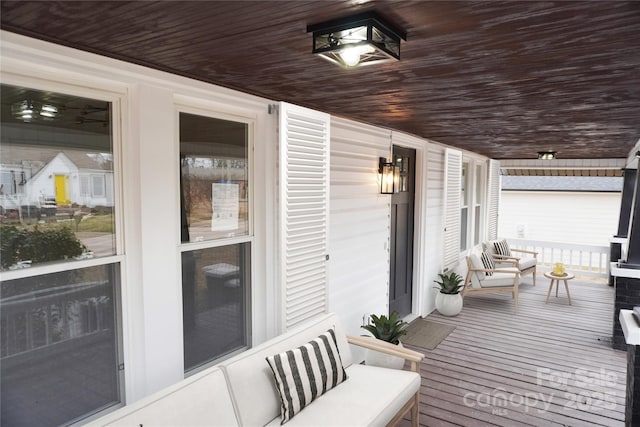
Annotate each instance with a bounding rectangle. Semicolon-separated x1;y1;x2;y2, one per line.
494;239;512;257
266;329;348;424
481;251;495;276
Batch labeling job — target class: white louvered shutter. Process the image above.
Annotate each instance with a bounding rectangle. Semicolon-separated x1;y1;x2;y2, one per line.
443;148;462;270
486;159;500;241
279;103;330;330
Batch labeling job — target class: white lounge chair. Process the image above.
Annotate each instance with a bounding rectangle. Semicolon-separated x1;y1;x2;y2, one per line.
463;249;521;313
484;239;538;285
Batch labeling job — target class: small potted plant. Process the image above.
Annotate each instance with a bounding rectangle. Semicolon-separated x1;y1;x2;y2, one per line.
361;311;408;369
433;272;464;316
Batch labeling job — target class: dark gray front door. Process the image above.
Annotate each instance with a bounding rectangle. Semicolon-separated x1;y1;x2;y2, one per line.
389;146;416;317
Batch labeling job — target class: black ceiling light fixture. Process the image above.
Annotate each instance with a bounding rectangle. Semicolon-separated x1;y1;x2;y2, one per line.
538;151;557;160
307;12;406;68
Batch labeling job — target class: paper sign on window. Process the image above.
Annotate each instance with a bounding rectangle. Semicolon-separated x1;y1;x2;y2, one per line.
212;183;239;231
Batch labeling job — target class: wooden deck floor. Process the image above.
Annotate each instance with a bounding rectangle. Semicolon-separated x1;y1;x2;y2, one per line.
405;275;627;427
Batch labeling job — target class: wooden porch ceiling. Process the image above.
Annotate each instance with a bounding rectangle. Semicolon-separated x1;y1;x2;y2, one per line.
1;1;639;160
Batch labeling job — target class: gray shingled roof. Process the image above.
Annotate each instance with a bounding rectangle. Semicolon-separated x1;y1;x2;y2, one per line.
501;176;623;192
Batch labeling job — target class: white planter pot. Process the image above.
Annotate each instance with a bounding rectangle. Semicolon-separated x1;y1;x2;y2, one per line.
365;341;405;370
435;292;463;316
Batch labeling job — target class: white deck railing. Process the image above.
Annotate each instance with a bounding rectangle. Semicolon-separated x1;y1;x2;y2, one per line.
1;281;112;359
506;238;610;278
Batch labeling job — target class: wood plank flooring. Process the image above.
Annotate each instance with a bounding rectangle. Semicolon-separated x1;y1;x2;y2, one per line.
405;276;626;426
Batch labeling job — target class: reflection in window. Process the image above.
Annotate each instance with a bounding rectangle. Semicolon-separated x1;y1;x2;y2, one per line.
92;175;106;197
180;113;249;242
0;84;116;270
182;244;251;370
394;154;410;193
1;264;120;426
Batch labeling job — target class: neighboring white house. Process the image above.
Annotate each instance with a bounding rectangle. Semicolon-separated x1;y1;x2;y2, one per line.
0;135;114;212
499;176;623;246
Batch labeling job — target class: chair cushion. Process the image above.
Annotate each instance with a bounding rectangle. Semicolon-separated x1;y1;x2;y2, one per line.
518;256;537;271
480;251;495;276
468;253;486;284
265;329;348;424
264;364;420;427
480;270;519;288
494;239;512;257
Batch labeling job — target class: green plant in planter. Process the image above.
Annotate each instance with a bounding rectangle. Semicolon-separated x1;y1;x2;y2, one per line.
361;311;408;345
434;272;464;294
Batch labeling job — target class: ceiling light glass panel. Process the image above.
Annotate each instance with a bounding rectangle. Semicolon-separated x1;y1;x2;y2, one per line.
308;12;406;68
372;26;400;57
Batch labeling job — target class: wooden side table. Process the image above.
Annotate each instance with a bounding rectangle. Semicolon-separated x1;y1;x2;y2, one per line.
544;271;575;305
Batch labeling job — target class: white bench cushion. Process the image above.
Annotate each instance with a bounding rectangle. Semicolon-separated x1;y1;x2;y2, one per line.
221;314;352;427
264;364;420;427
85;367;238;427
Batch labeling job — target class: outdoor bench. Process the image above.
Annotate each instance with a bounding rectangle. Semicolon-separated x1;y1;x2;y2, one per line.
85;313;425;426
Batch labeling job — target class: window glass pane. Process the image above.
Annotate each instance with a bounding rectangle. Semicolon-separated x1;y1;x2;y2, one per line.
461;163;469;206
0;84;115;270
394;154;409;192
474;164;483;245
475;164;483;198
182;243;250;370
92;175;106;197
460;207;468;251
180;113;249;242
1;264;121;426
474;205;481;245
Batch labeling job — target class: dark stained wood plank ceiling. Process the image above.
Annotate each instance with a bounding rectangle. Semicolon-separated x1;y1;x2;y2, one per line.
1;1;639;160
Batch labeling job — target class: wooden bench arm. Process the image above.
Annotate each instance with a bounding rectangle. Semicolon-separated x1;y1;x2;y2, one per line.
509;248;538;257
347;335;425;372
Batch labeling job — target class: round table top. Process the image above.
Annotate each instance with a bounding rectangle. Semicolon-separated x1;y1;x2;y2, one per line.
544;271;575;280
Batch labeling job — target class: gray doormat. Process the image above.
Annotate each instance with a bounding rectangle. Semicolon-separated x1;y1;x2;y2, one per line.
402;319;456;350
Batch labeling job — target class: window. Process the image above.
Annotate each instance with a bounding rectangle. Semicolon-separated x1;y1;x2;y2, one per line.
474;163;484;245
92;174;106;197
460;162;470;251
179;111;252;371
0;83;122;426
80;175;91;196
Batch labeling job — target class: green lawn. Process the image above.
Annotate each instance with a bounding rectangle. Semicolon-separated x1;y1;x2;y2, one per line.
76;214;114;233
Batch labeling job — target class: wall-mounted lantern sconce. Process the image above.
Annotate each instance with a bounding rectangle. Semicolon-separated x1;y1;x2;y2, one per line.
537;151;557;160
307;12;406;68
379;157;399;194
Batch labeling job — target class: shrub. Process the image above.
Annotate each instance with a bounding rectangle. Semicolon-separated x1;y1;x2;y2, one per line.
0;225;86;269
